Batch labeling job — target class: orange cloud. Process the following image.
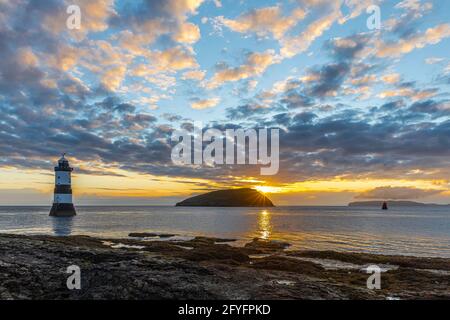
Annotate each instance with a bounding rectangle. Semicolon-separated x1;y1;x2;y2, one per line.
377;24;450;57
280;3;341;58
207;50;278;88
149;47;198;71
219;6;306;40
191;97;220;109
101;65;126;91
378;87;438;101
182;70;206;81
381;73;401;84
172;22;201;44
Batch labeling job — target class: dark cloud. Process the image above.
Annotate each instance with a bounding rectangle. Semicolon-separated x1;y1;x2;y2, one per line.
280;89;315;109
301;34;375;98
409;99;450;118
307;62;351;97
325;34;368;61
265;102;450;182
226;104;270;120
389;0;433;39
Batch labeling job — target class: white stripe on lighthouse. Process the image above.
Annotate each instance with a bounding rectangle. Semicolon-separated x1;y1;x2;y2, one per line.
54;193;73;204
55;171;71;185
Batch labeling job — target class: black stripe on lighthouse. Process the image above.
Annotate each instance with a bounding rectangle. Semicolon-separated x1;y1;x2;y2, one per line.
54;185;73;194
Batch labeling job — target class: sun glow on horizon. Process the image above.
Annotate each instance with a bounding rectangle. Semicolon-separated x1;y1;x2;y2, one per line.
254;186;284;194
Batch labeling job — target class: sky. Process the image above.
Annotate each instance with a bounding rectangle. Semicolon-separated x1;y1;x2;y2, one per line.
0;0;449;206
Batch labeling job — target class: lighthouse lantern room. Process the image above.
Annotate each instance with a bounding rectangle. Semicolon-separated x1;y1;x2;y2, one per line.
49;154;76;217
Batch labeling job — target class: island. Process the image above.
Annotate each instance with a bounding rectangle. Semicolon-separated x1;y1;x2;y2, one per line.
175;188;275;207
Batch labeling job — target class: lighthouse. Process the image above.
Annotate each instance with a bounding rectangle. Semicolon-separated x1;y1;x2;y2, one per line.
49;154;76;217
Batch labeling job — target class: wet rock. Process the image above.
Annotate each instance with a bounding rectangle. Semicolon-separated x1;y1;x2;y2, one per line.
244;238;291;253
186;236;236;245
1;234;449;300
251;256;323;274
289;250;450;271
128;232;176;238
178;244;250;264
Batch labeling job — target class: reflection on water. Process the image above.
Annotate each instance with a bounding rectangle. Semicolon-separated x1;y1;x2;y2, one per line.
51;217;74;236
258;210;272;239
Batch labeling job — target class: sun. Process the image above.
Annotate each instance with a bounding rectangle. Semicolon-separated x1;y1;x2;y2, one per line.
254;186;283;194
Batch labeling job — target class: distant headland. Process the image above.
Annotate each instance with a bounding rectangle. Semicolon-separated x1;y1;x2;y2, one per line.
176;188;275;207
348;201;450;207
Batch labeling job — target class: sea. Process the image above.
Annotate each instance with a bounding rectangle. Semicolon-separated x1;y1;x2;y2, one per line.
1;205;450;258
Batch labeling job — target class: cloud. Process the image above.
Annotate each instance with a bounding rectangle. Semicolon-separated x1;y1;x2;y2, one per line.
16;47;39;67
101;65;127;91
395;0;432;15
376;24;450;58
182;70;206;81
46;45;80;71
113;0;204;47
226;104;269;120
383;0;432;38
445;63;450;74
117;23;168;55
145;46;199;73
326;35;369;61
218;6;306;40
409;100;450;117
280;2;341;58
425;57;444;64
42;0;116;40
280;89;315;109
172;22;201;43
264;97;450;183
207;50;278;88
191;97;220;109
356;186;442;200
378;87;438;101
121;113;157;130
339;0;384;24
304;62;351;97
0;0;449;198
381;73;401;84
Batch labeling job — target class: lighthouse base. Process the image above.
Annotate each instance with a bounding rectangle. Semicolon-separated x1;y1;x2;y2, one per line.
49;203;76;217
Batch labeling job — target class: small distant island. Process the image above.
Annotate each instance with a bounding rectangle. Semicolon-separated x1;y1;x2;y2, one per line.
176;188;275;207
349;201;450;207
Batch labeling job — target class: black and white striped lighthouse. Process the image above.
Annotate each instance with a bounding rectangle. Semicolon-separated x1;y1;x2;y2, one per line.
49;154;76;217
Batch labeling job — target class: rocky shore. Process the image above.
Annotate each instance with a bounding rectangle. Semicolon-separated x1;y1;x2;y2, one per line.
1;233;449;299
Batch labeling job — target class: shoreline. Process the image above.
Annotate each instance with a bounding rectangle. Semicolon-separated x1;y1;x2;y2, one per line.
1;233;449;299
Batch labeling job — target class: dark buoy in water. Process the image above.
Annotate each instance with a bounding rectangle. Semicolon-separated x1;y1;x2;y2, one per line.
49;154;76;217
382;201;388;210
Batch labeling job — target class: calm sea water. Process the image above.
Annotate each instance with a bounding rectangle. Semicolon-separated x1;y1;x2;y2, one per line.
1;206;450;258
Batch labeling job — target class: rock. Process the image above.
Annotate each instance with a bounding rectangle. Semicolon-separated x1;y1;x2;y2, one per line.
175;188;275;207
178;245;250;264
128;232;176;238
1;234;449;299
244;238;291;253
251;256;323;274
187;236;236;244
